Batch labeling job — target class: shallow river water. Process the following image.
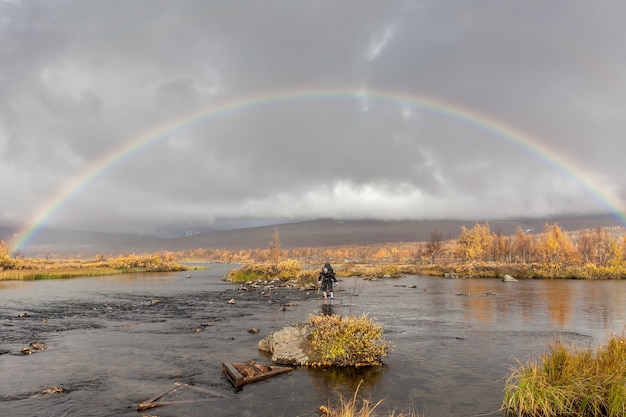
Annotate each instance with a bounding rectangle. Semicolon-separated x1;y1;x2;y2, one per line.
2;265;626;417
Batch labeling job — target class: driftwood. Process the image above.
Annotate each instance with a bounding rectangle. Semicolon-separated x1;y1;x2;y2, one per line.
137;381;227;411
222;360;292;387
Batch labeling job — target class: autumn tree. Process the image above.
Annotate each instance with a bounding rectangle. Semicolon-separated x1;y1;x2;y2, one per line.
454;223;491;262
537;223;579;271
603;238;626;272
0;240;17;269
489;229;513;262
269;228;281;271
373;247;391;261
425;230;445;264
512;227;533;264
576;226;611;266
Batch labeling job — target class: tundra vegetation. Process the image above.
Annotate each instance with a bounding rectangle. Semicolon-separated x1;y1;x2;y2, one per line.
220;223;626;281
0;241;185;280
4;222;626;280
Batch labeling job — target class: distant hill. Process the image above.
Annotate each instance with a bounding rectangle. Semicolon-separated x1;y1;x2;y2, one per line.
2;214;623;257
0;227;165;257
166;215;624;251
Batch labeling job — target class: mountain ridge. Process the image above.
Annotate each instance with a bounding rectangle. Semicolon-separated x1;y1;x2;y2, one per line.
1;214;622;257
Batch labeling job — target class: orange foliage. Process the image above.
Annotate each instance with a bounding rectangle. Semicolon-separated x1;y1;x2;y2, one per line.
171;224;626;276
537;223;580;271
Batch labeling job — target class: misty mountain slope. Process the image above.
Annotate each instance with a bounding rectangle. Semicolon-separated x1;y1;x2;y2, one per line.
4;214;622;257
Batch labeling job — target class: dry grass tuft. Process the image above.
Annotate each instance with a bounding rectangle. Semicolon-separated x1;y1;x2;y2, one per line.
502;334;626;417
320;381;420;417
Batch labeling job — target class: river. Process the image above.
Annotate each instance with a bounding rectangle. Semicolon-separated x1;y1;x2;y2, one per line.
1;265;626;417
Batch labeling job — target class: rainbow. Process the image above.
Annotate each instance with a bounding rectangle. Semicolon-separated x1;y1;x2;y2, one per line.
10;86;626;253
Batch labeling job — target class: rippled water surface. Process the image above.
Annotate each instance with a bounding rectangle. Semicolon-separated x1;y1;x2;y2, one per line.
2;265;626;417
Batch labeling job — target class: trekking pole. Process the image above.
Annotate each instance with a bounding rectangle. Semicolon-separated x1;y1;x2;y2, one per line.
337;282;341;303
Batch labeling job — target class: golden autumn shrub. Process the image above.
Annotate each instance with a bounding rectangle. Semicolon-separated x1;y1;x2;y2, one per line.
277;259;302;280
227;260;307;282
307;313;392;367
226;263;275;282
0;241;17;270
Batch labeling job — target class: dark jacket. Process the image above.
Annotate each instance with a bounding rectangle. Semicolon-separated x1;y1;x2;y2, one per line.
318;263;337;284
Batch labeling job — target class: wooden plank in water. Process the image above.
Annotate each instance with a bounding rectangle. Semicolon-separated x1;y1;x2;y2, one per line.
222;362;245;387
137;384;181;410
222;362;292;387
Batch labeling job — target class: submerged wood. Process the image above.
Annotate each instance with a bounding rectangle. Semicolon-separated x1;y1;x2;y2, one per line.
137;381;227;411
222;360;292;387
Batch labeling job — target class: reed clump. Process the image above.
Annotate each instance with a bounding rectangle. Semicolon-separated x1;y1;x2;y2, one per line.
319;381;419;417
502;334;626;417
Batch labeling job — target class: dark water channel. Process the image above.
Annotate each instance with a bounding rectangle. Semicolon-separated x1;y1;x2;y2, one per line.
2;264;626;417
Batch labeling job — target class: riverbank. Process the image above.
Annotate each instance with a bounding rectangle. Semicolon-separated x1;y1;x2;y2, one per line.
4;258;623;282
0;253;189;281
225;260;626;284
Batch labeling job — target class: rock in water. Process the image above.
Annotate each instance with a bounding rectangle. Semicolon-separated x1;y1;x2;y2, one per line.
501;274;517;282
258;323;311;365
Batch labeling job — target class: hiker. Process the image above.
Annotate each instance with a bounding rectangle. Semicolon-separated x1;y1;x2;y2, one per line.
318;263;337;302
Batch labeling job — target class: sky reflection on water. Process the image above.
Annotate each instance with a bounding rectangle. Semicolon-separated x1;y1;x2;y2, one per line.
1;268;626;416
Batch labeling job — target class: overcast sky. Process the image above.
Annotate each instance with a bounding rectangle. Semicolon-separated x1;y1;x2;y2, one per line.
2;1;626;237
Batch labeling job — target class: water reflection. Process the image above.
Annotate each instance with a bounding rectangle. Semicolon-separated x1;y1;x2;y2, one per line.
0;281;29;290
307;366;384;397
390;278;626;343
320;302;335;316
3;271;626;417
100;272;179;284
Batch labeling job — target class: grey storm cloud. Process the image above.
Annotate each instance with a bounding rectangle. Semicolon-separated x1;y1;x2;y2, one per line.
1;0;625;237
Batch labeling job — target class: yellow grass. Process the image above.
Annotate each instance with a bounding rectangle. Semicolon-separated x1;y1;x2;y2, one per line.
0;252;186;280
502;334;626;417
320;381;420;417
0;267;124;280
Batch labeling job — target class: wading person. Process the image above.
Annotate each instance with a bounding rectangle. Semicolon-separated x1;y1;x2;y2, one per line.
318;263;337;303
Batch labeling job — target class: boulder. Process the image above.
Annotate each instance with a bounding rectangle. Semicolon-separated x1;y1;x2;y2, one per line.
501;274;518;282
258;323;312;366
